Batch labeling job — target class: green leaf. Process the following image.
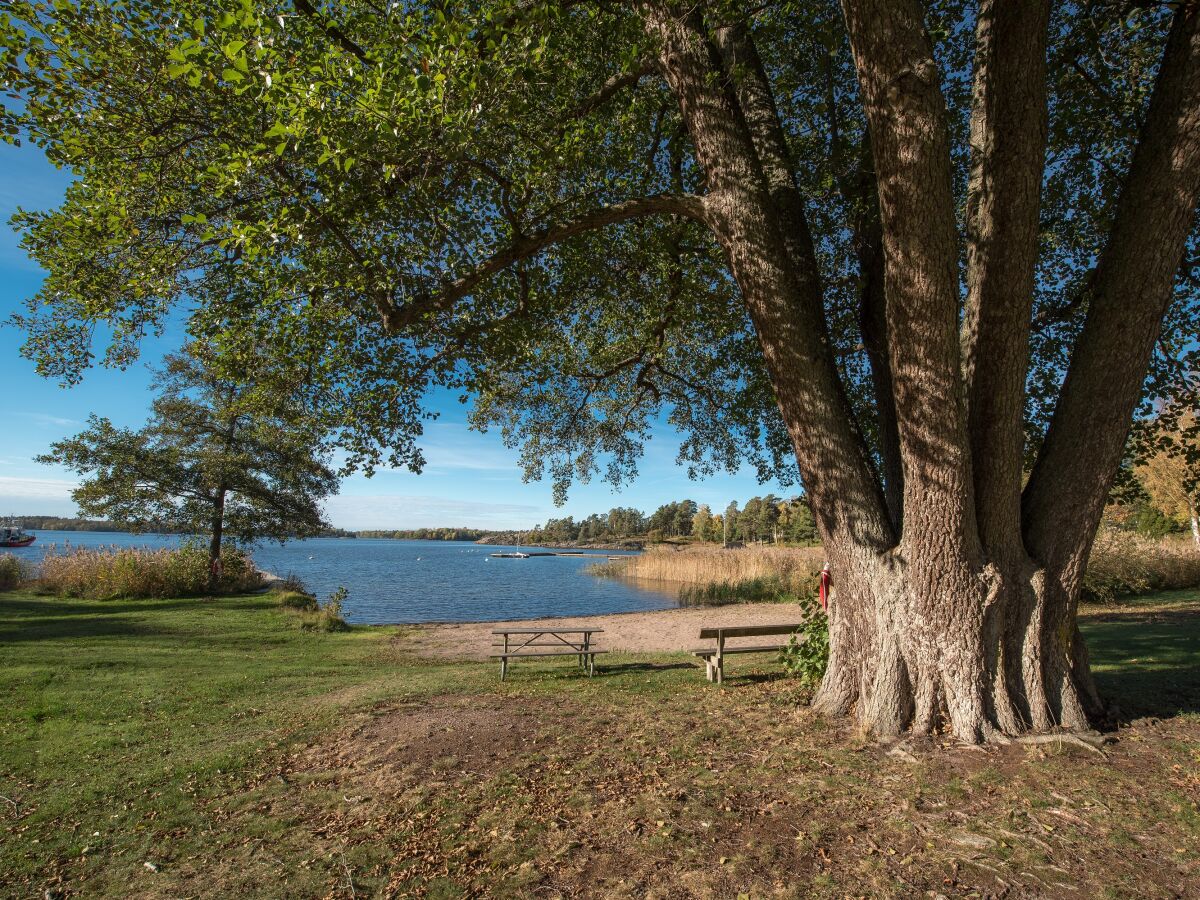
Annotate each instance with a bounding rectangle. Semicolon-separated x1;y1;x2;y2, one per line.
222;68;244;83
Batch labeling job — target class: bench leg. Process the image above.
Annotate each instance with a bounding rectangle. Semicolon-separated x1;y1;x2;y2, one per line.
588;653;595;677
501;656;508;681
715;654;723;684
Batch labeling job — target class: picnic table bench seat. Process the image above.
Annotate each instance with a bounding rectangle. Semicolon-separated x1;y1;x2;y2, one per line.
691;623;805;683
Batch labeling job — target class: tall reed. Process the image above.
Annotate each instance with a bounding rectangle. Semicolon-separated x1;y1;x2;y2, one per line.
592;545;825;605
37;543;262;600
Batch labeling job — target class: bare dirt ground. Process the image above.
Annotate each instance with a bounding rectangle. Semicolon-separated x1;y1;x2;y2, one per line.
229;684;1200;899
400;601;812;660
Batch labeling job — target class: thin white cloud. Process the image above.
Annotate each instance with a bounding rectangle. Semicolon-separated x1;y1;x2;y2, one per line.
324;494;542;530
417;423;519;473
0;475;77;499
15;412;80;428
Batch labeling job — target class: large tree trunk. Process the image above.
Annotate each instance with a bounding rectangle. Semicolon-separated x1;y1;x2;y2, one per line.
814;540;1101;741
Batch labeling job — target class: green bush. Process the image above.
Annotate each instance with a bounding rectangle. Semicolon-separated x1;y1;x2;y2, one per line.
299;586;351;632
36;542;262;600
779;599;829;696
0;554;28;591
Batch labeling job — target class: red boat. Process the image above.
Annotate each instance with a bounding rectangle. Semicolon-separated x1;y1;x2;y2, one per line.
0;526;35;548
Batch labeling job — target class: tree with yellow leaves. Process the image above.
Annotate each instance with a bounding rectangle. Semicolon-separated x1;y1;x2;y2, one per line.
1137;411;1200;547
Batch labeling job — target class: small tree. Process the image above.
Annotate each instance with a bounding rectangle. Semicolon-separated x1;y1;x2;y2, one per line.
1137;411;1200;546
39;351;339;588
691;504;713;541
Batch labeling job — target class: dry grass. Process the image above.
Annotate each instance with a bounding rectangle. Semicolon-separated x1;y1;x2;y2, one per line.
595;543;825;584
593;544;825;604
36;543;263;600
1085;529;1200;603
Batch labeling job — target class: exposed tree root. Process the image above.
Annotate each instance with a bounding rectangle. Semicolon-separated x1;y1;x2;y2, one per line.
1014;731;1109;756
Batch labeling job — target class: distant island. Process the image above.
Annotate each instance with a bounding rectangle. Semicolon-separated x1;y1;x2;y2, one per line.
13;516;357;539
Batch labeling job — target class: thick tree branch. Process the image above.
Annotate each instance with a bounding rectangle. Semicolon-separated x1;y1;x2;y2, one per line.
644;2;892;549
386;193;708;330
960;0;1051;560
712;22;888;508
852;147;903;531
840;0;976;551
1024;4;1200;574
567;59;660;120
292;0;372;65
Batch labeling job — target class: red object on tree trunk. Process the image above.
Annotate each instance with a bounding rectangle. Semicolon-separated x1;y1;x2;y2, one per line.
819;564;831;611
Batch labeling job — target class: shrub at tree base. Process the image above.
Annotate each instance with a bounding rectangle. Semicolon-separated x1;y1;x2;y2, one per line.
1083;530;1200;603
36;544;262;600
0;555;29;592
779;599;831;697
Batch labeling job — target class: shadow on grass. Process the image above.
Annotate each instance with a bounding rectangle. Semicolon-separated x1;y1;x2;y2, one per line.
1082;606;1200;721
599;661;696;675
0;594;270;644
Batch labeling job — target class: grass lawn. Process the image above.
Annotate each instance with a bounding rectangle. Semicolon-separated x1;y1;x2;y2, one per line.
1;589;1198;898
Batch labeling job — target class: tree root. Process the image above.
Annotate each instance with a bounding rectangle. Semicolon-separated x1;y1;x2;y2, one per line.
884;741;918;762
1014;731;1109;756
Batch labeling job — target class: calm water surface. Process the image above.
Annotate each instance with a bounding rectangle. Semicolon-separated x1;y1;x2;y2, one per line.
14;532;678;624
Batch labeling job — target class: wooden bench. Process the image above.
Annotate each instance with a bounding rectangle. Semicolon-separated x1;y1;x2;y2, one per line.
691;623;804;683
490;627;607;680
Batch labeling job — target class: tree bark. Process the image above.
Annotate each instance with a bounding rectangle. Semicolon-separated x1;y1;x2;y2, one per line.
208;486;226;593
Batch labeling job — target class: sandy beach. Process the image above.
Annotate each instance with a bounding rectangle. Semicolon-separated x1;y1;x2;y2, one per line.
400;601;810;659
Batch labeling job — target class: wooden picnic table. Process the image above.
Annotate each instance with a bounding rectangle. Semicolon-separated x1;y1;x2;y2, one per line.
490;627;607;680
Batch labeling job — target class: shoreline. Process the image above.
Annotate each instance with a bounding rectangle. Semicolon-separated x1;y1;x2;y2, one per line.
394;601;810;659
364;599;695;628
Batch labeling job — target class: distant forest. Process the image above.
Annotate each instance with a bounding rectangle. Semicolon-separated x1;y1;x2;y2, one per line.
521;496;819;546
358;527;495;541
354;496;817;545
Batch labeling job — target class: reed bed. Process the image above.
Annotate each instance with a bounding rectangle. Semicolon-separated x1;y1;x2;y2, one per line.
36;544;262;600
591;545;825;605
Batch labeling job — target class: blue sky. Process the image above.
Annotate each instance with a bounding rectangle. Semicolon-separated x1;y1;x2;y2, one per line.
0;142;790;530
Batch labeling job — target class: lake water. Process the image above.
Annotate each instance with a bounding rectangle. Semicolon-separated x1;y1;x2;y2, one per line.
10;532;679;624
